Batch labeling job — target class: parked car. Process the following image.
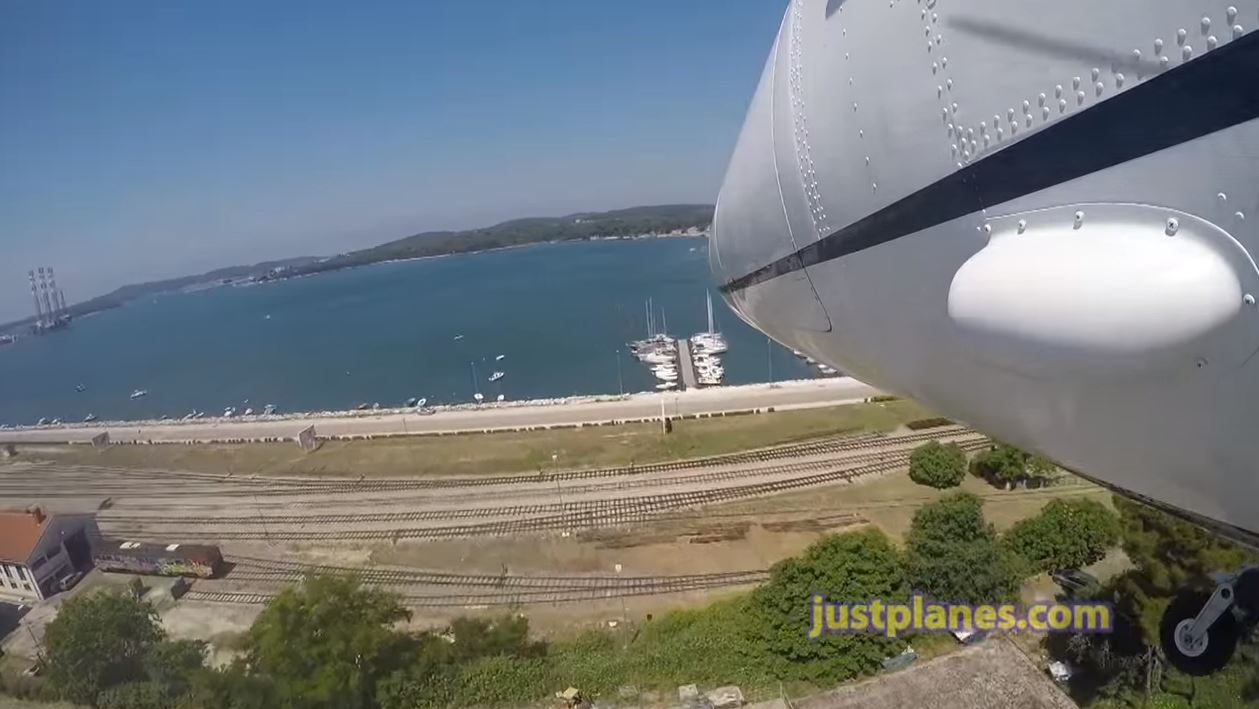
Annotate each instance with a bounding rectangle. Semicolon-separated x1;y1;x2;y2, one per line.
1052;568;1100;596
56;571;84;592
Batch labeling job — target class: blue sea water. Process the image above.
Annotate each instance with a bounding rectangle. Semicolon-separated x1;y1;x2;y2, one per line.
0;237;814;425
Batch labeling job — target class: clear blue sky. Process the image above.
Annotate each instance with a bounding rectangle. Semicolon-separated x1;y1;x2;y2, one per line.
0;0;784;322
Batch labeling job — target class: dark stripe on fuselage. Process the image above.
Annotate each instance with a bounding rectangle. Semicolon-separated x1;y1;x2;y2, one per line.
721;29;1259;293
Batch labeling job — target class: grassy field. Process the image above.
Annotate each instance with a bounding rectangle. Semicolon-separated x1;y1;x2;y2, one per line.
21;399;933;478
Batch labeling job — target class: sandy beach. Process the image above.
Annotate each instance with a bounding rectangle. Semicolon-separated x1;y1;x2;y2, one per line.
0;377;880;444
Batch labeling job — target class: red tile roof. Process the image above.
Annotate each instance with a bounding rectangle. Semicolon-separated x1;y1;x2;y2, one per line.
0;509;49;564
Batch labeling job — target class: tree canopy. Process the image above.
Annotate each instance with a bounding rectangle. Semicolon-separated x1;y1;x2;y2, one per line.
751;528;907;682
970;444;1056;488
42;590;208;708
904;493;1023;603
244;575;414;709
1004;498;1120;574
907;440;967;488
44;590;167;705
1110;496;1252;643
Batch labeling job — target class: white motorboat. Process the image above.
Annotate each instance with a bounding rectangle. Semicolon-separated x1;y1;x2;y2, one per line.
129;389;148;399
488;371;505;382
473;392;485;403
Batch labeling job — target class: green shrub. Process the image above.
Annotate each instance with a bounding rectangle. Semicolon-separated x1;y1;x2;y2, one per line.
1005;498;1120;574
752;529;907;683
905;417;953;430
907;441;966;488
455;656;550;706
905;493;1023;603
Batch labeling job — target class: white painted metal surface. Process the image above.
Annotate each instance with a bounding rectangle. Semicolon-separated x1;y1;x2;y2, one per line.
713;0;1259;537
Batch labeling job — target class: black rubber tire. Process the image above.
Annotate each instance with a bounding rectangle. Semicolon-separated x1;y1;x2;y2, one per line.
1160;589;1239;676
1233;568;1259;618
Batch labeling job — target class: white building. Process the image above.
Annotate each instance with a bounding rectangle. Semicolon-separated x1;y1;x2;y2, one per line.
0;507;97;602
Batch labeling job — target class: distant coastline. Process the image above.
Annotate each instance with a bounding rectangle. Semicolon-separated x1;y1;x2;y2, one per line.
0;204;712;336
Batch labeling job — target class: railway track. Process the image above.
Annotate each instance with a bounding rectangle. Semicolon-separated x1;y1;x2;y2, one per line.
223;557;770;590
2;426;976;498
185;573;766;607
98;436;988;527
101;440;990;542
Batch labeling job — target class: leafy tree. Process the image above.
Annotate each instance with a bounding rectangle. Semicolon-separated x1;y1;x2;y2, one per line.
1004;498;1120;573
244;575;414;709
904;493;1022;602
375;662;458;709
1110;496;1252;644
375;616;543;709
96;681;169;709
145;639;207;698
751;528;907;682
44;590;165;705
184;662;281;709
447;615;546;662
907;441;967;489
971;444;1056;488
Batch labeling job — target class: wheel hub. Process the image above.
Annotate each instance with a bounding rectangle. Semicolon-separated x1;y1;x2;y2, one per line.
1175;619;1209;657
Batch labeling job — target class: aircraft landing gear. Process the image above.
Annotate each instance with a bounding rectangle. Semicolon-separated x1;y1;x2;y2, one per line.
1159;567;1259;675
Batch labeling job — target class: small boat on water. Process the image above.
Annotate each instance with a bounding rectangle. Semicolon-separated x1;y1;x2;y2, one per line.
75;384;86;393
488;371;505;382
263;404;277;415
355;402;370;410
416;397;427;408
453;334;465;340
473;392;485;403
819;365;839;376
243;407;254;416
36;417;49;425
655;382;678;390
496;394;505;402
83;413;96;422
194;411;205;419
405;397;419;407
495;354;506;361
223;407;236;418
129;389;148;399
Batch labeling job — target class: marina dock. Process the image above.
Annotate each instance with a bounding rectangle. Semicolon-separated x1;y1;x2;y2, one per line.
676;338;699;390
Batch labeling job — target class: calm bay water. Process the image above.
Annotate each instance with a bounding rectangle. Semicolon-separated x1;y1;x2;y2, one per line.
0;238;814;425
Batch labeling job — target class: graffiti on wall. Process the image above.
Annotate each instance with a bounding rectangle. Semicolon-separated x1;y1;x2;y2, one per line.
93;554;215;578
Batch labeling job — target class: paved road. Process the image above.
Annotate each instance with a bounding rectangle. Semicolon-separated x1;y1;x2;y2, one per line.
0;378;880;444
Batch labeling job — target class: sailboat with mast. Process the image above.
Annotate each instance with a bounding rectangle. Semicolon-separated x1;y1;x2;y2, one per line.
691;292;728;354
470;361;484;403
